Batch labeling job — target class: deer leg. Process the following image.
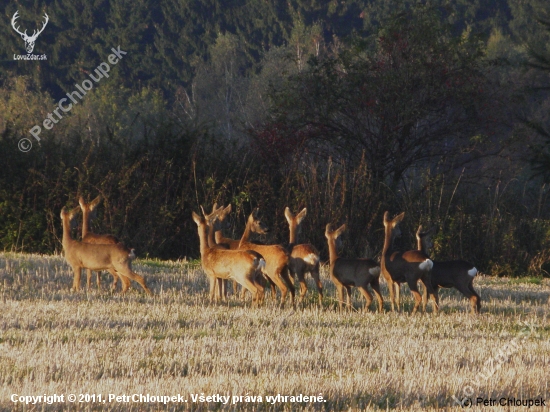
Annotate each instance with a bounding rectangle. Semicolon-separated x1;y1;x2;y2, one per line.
116;268;152;295
406;278;423;315
280;266;295;309
296;270;308;305
386;278;396;311
358;286;373;312
336;284;345;311
85;269;93;290
370;277;384;313
457;282;479;314
311;265;323;306
424;277;439;313
71;265;82;291
468;282;481;314
394;282;401;312
96;271;101;289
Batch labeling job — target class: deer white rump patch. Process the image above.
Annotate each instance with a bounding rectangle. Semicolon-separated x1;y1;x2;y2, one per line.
304;253;319;266
128;249;136;259
419;259;433;271
369;266;381;276
468;267;478;277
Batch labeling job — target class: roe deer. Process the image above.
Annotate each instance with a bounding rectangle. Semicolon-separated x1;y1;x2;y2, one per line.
325;223;383;312
381;212;438;314
416;226;480;314
79;195;129;291
201;204;266;301
238;208;294;308
192;211;265;305
284;207;322;305
61;206;152;295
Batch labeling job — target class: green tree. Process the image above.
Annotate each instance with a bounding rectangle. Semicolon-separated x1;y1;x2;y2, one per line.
264;5;495;188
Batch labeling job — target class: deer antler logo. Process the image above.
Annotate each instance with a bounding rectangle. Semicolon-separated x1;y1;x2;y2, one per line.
11;10;49;54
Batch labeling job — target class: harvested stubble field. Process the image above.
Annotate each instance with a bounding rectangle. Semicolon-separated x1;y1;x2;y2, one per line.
0;252;549;411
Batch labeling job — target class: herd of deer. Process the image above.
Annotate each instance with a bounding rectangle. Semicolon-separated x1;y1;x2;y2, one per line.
60;196;481;314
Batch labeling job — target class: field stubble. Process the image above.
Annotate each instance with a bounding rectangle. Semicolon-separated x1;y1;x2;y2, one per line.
0;252;548;411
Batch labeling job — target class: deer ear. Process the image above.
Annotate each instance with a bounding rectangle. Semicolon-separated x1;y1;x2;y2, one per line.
78;197;85;208
89;195;102;211
68;205;81;222
192;211;202;225
200;205;207;218
296;208;307;224
325;223;333;237
284;207;293;223
383;211;390;223
392;212;405;227
211;202;218;213
335;223;346;237
416;225;423;237
252;208;260;218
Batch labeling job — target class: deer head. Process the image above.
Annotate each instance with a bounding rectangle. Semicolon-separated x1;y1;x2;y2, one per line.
12;11;49;54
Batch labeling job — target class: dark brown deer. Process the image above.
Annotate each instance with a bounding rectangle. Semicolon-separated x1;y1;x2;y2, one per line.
325;223;383;312
416;226;480;314
381;212;438;314
284;207;322;305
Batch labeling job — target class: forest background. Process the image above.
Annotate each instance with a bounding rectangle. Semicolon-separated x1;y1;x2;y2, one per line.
1;0;550;278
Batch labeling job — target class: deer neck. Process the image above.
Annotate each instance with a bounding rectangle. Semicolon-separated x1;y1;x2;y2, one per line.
207;223;216;248
240;223;252;245
416;236;424;252
62;217;74;249
288;223;297;247
196;224;211;256
327;238;338;266
81;209;91;238
382;225;395;257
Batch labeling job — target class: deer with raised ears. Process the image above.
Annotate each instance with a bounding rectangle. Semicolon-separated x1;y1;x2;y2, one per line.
213;204;241;250
238;208;295;309
325;224;383;312
381;212;438;314
284;207;322;305
79;195;130;291
61;206;152;295
192;211;265;305
201;204;267;300
416;226;481;314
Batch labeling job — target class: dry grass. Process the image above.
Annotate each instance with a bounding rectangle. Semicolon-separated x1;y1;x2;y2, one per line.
0;252;549;411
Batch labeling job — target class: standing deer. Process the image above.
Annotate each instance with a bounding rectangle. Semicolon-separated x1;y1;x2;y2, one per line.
381;212;438;314
325;224;383;312
192;211;265;305
238;208;295;309
213;204;276;298
61;206;152;295
79;196;129;291
416;226;481;314
201;204;266;301
284;207;322;305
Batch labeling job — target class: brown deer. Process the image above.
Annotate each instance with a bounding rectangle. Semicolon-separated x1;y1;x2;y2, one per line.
416;226;481;314
201;204;266;301
381;212;438;314
213;204;276;298
192;211;265;305
79;196;129;291
61;206;152;295
325;223;383;312
284;207;322;305
238;208;295;308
